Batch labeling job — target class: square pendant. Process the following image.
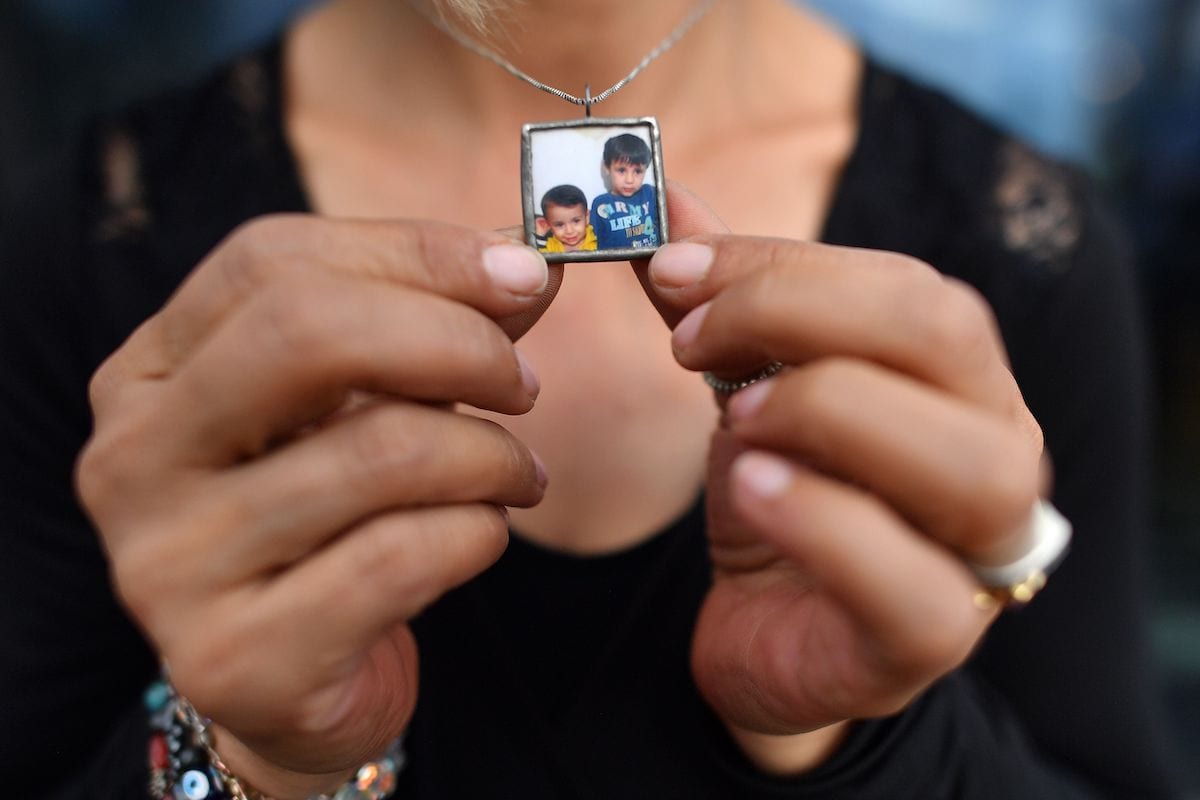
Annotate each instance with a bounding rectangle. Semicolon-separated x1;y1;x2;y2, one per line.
521;117;669;264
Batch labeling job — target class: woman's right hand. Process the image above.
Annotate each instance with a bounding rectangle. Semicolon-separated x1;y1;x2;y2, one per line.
75;215;558;798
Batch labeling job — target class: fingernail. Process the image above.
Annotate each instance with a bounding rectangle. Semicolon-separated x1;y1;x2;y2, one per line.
515;348;540;400
732;451;794;498
651;242;713;288
483;244;548;297
726;378;775;422
672;301;712;351
531;450;549;488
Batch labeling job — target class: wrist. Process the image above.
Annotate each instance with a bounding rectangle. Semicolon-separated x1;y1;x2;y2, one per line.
725;721;851;776
146;678;404;800
208;725;356;800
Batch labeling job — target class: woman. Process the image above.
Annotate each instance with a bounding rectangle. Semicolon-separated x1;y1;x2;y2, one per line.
0;0;1182;797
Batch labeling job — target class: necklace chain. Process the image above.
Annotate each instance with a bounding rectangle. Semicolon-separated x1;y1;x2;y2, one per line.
412;0;719;110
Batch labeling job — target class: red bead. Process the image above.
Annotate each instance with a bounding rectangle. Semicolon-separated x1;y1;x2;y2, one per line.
149;734;169;769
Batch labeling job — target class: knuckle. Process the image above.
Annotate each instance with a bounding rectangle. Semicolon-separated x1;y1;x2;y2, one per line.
107;542;162;622
408;222;442;279
744;262;794;320
492;422;539;497
86;356;121;414
170;634;247;715
869;249;943;304
73;439;112;515
787;358;862;424
888;609;978;683
252;279;351;364
500;427;533;478
447;311;518;385
408;221;475;290
220;214;310;286
361;507;507;610
868;250;944;297
106;530;199;638
753;238;808;274
887;251;941;284
776;362;851;462
971;439;1041;539
1019;410;1046;457
74;418;147;520
227;213;312;256
354;516;438;608
922;280;998;368
342;406;435;500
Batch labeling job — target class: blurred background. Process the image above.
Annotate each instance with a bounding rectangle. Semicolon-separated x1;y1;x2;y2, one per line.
2;0;1197;789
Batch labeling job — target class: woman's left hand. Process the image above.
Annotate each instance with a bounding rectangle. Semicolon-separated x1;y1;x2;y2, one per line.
638;185;1046;773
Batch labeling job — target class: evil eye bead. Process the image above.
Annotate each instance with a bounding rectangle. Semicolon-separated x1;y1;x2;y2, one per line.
174;768;212;800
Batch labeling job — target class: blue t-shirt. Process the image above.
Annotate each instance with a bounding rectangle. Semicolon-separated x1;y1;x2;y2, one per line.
590;183;659;250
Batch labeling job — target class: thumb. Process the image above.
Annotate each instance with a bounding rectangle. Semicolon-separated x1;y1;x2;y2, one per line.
633;181;730;328
492;224;565;342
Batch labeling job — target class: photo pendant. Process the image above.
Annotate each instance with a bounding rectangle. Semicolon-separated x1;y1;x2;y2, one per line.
521;117;669;264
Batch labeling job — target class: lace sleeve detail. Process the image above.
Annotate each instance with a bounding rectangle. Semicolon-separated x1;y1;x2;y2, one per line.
90;49;278;247
94;124;150;243
993;140;1084;273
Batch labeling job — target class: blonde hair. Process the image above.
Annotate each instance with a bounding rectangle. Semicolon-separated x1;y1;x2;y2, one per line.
433;0;508;29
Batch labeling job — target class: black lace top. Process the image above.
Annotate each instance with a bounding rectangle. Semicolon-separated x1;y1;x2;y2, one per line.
0;45;1184;799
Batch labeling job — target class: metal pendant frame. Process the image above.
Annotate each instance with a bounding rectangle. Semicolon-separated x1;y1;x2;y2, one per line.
521;116;669;264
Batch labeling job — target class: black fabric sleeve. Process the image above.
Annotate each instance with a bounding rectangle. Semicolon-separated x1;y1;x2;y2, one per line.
972;183;1186;798
705;672;1100;800
0;147;158;799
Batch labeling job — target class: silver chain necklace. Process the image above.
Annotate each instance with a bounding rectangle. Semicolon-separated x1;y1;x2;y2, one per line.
412;1;719;263
412;0;719;115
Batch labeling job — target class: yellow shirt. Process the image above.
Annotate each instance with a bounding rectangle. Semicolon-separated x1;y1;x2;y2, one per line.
541;225;598;253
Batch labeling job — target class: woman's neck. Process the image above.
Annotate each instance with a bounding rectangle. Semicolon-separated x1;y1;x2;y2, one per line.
283;0;863;553
298;0;711;123
286;0;853;142
287;0;861;214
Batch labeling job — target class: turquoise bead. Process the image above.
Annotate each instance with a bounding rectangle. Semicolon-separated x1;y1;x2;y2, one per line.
143;681;171;712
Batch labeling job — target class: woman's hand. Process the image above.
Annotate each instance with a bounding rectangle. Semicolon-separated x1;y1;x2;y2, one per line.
76;215;559;798
639;186;1045;774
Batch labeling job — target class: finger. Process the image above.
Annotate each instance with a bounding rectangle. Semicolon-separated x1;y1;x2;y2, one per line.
198;401;544;579
261;503;508;668
98;216;552;394
494;263;564;343
152;273;539;464
176;504;502;737
729;451;991;685
667;244;1024;418
631;181;731;328
725;362;1041;561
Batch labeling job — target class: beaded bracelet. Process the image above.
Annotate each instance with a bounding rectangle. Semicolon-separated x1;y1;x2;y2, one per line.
145;678;405;800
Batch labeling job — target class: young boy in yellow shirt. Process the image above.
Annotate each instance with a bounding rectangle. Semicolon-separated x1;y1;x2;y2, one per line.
538;184;598;253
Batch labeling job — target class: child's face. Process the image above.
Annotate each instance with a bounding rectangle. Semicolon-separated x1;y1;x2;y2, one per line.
605;159;648;197
546;203;588;249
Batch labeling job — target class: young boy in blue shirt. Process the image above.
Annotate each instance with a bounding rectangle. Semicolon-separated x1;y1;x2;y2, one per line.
589;133;659;250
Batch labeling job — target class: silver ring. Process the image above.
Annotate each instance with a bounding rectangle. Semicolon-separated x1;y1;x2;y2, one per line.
702;361;785;394
968;499;1072;607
